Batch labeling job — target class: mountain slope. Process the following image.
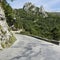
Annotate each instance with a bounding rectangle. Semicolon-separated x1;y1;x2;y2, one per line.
14;7;60;41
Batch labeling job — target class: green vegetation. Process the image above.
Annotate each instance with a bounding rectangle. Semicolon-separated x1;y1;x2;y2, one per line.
0;0;16;48
9;35;16;44
1;35;16;48
14;9;60;41
1;1;60;41
0;25;2;30
0;25;16;48
1;0;15;26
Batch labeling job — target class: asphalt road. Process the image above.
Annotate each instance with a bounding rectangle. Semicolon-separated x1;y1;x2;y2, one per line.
0;34;60;60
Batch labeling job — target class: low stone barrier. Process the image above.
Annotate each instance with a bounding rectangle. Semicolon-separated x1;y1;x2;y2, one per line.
29;35;59;45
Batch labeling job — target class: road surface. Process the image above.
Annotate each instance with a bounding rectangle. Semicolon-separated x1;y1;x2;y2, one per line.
0;34;60;60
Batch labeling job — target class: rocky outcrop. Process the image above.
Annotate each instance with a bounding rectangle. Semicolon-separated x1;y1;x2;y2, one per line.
0;5;16;49
23;2;38;13
23;2;35;12
23;2;48;18
39;6;48;18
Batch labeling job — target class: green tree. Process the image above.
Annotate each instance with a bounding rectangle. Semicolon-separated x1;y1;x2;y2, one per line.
51;27;60;40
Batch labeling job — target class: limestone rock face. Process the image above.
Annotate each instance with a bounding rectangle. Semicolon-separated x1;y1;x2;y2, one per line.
39;6;48;18
23;2;35;12
23;2;37;12
23;2;48;18
0;6;15;49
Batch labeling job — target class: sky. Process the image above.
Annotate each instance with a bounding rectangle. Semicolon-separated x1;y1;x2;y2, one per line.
7;0;60;12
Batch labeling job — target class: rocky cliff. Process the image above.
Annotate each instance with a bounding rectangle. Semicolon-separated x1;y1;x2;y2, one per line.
23;2;48;18
0;5;16;49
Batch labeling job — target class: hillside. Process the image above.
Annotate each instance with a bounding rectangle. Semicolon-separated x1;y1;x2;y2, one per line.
1;1;60;44
13;2;60;42
0;1;60;60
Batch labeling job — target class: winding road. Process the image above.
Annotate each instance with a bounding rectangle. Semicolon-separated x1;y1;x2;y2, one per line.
0;34;60;60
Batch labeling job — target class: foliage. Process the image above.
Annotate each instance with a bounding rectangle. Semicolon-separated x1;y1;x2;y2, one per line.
14;9;60;41
0;25;2;30
1;35;16;48
1;1;60;41
1;0;15;26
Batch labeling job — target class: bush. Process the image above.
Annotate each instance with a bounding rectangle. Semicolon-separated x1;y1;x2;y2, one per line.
1;35;16;48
